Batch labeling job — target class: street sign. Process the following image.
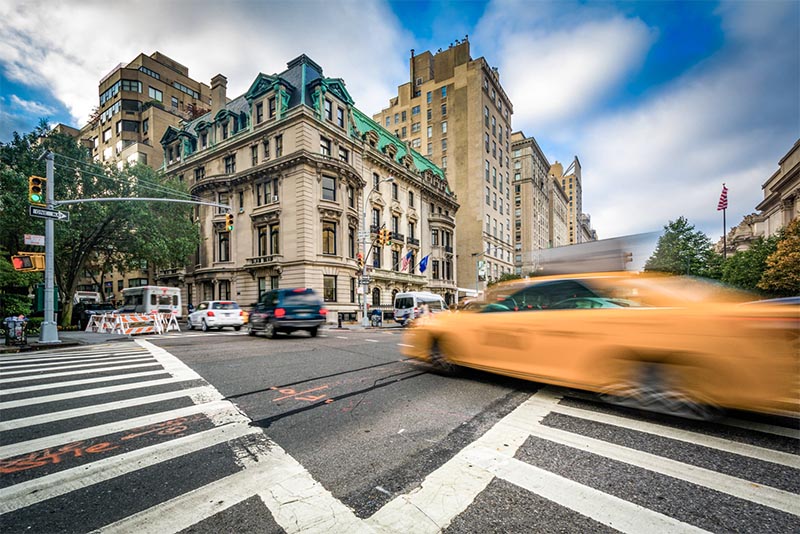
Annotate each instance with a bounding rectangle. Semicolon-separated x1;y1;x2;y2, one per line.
29;205;70;222
24;234;45;246
359;276;371;285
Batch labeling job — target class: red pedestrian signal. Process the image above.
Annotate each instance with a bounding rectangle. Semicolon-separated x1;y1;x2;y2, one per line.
11;254;44;272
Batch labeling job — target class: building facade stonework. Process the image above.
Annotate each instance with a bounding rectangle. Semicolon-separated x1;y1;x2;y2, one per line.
161;55;457;319
373;39;513;293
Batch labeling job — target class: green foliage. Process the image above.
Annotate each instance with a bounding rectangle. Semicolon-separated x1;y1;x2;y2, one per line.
721;235;779;291
1;122;200;326
758;217;800;296
645;216;722;278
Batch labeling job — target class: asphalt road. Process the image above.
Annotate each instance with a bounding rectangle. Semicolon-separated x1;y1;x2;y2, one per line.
0;327;798;533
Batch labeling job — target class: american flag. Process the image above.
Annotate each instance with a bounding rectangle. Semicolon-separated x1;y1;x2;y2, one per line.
400;250;412;271
717;184;728;211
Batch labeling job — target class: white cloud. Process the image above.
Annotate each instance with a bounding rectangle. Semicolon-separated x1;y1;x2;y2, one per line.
10;94;55;115
0;0;411;126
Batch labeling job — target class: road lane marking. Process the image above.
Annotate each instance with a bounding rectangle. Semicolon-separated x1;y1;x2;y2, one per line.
0;362;163;384
0;385;222;431
0;373;182;405
100;432;372;534
365;339;379;343
336;336;349;339
718;417;800;439
0;356;155;375
0;399;235;459
397;343;413;348
0;350;147;365
0;422;261;514
530;390;800;468
464;446;708;534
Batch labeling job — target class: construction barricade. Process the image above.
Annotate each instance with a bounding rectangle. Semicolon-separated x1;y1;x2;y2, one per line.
85;312;181;335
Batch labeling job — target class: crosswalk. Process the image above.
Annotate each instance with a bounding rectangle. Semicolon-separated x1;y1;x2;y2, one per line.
1;342;798;533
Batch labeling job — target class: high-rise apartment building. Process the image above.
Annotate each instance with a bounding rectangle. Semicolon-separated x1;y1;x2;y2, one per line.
74;52;211;301
374;39;513;293
80;52;211;169
161;55;458;319
510;131;551;274
550;157;589;244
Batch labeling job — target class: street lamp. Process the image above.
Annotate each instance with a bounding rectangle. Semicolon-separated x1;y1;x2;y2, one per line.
361;175;394;326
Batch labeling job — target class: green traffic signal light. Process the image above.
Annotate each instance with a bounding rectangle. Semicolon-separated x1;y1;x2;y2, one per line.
29;176;46;206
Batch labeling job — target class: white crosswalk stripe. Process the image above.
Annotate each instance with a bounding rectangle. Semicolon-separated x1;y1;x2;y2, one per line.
2;340;797;533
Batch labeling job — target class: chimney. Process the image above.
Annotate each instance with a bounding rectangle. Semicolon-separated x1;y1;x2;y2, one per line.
210;74;227;117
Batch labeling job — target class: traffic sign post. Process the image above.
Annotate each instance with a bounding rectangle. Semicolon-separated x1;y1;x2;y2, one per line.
29;205;69;222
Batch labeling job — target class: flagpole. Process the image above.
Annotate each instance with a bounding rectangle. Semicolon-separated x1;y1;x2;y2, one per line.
723;208;727;261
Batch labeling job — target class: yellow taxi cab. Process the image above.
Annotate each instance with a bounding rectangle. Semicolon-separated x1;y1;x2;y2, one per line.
402;272;799;419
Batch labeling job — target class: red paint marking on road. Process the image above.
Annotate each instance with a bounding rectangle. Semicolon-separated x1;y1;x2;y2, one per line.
272;385;329;402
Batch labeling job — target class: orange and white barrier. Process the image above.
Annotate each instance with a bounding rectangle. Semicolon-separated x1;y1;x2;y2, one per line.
85;312;181;335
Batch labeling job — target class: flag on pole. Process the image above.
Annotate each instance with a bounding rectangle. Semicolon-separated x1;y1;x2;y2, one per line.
419;254;430;273
717;184;728;211
401;250;412;271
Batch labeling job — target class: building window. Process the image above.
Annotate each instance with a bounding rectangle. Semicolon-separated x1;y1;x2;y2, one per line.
200;132;208;149
427;108;432;120
408;222;415;239
441;138;447;151
251;145;258;166
258;226;268;256
411;122;420;133
486;187;490;205
385;116;390;127
325;99;333;121
442;156;447;168
441;121;447;134
194;166;205;181
347;185;355;208
431;229;439;245
408;190;414;207
372;207;381;227
171;96;179;110
339;147;349;163
270;224;280;255
320;136;331;156
373;246;382;268
275;135;283;157
322;275;337;302
426;91;432;103
392;182;398;200
411;105;420;115
268;97;276;118
322;221;337;255
258;277;267;298
222;123;229;140
348;226;356;258
337;107;344;128
218;280;231;300
256;102;263;123
372;287;381;306
432;260;440;280
441;103;446;116
271;275;280;289
427;125;432;138
148;87;163;102
427;142;432;156
224;155;236;174
218;232;230;262
322;176;336;201
350;278;357;303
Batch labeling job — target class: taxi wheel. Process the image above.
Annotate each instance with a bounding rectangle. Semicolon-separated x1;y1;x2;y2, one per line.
600;364;721;421
201;319;209;332
429;339;459;376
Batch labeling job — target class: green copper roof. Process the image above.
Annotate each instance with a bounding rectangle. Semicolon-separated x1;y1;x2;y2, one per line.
350;108;447;185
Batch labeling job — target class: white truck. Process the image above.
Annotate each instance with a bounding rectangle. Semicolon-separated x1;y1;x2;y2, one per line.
119;286;182;318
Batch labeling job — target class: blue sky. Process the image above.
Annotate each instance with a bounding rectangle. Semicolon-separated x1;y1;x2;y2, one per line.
1;0;798;241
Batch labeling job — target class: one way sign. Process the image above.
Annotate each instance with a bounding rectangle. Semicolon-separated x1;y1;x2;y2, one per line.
29;205;70;222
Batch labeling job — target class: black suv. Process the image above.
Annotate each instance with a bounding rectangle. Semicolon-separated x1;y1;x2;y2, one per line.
248;288;327;338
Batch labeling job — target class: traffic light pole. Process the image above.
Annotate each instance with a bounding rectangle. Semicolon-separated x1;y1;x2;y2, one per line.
39;152;59;343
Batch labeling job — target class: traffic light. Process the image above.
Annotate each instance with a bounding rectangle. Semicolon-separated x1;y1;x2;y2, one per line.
11;253;45;272
623;252;633;263
357;252;364;269
29;175;46;206
225;213;234;231
379;228;391;246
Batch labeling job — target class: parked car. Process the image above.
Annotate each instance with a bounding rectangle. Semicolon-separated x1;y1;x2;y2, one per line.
187;301;244;331
248;288;327;338
402;272;799;420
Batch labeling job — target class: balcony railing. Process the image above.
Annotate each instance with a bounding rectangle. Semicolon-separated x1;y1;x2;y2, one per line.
407;237;420;246
245;254;283;266
444;245;453;253
391;232;405;243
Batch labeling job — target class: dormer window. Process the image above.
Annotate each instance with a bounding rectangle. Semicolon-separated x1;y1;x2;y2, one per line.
222;122;228;140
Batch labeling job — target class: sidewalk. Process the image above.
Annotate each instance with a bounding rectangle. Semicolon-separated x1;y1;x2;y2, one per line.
0;331;130;354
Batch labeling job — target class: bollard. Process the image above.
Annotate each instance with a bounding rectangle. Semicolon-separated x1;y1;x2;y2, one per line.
337;314;342;329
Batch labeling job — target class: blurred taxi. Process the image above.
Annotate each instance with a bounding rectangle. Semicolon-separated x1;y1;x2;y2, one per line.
402;272;799;419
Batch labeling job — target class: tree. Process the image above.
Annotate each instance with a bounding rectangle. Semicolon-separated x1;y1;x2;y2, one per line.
720;235;779;292
758;217;800;296
0;122;200;325
487;272;522;287
645;216;722;278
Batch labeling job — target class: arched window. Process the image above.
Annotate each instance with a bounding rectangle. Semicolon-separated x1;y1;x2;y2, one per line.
372;287;381;307
391;289;399;303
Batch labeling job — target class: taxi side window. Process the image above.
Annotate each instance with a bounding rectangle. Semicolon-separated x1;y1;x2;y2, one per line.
509;281;596;310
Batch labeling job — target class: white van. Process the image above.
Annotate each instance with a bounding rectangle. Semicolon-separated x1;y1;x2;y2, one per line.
120;286;182;318
393;292;448;326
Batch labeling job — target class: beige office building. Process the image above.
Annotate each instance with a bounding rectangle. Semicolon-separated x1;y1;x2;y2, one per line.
374;39;513;293
549;157;596;244
510;132;552;274
161;55;458;319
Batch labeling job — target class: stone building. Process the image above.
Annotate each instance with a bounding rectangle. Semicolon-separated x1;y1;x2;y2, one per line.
510;132;552;274
373;39;513;293
718;138;800;254
160;55;458;319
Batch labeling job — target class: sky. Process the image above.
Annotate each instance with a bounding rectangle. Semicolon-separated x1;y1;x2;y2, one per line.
1;0;798;242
